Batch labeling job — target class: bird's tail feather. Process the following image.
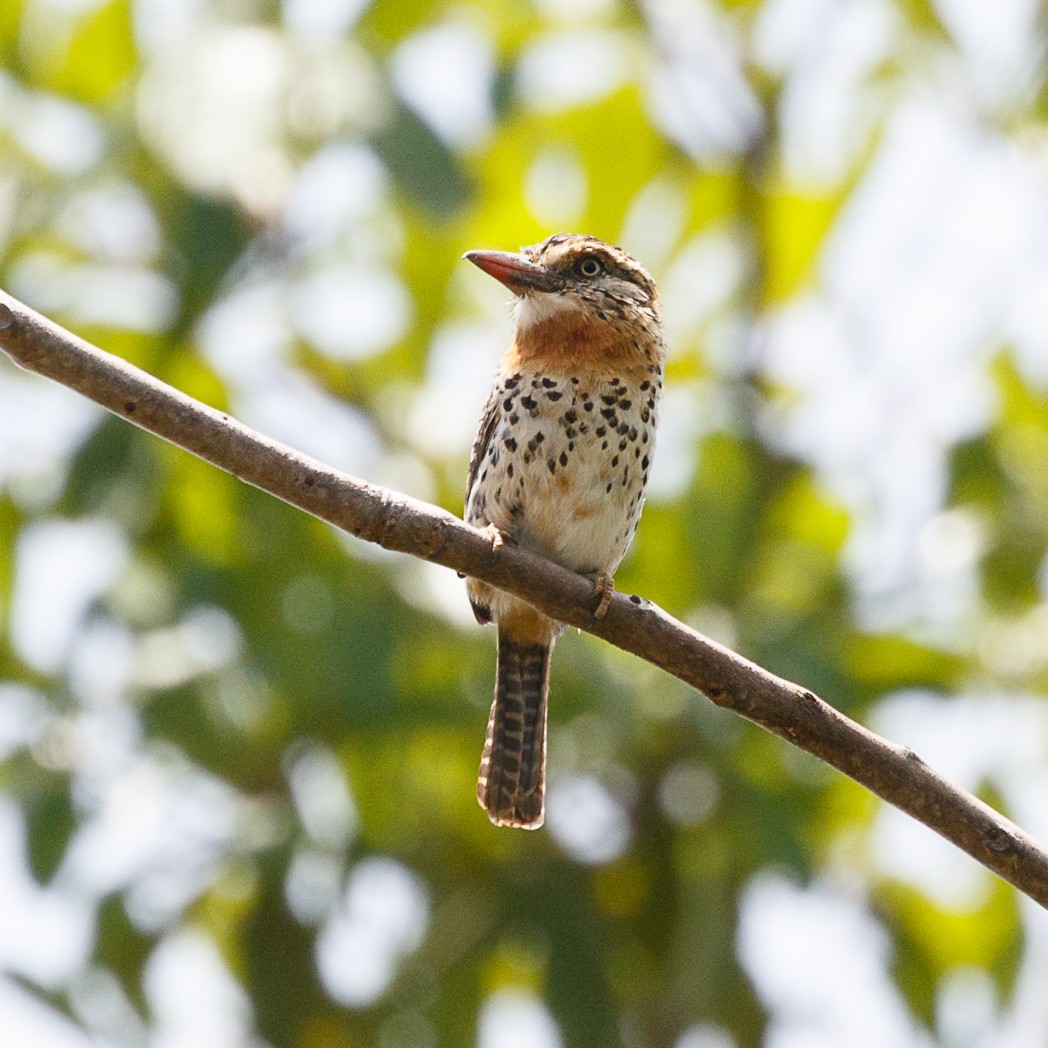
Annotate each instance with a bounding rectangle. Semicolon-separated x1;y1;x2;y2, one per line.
477;632;551;829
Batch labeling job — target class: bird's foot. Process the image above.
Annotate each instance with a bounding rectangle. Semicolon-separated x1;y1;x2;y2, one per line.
481;523;510;565
587;571;615;623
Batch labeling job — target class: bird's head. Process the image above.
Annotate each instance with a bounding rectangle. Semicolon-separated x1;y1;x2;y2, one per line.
464;233;661;341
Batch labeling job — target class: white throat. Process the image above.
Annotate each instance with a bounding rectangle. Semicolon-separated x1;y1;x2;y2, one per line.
513;292;584;330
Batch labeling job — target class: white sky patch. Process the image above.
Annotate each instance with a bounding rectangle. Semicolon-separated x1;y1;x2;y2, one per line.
198;280;295;382
675;1024;736;1048
138;27;288;196
738;874;934;1048
659;229;746;347
868;691;1048;904
391;22;495;148
517;30;632;112
0;363;101;500
7;89;104;174
198;281;384;474
643;0;762;161
478;990;564;1048
645;381;729;502
934;0;1043;108
0;686;49;761
393;559;479;631
316;857;429;1007
283;0;370;43
132;0;203;56
546;774;632;863
286;742;358;850
11;519;128;674
143;928;254;1048
235;366;383;477
0;802;94;987
767;0;898;186
618;175;688;275
282;143;387;244
291;264;411;360
285;848;344;925
60;752;239;928
524;147;588;230
57;180;163;264
758;87;1048;629
0;977;93;1048
406;321;505;458
8;255;179;333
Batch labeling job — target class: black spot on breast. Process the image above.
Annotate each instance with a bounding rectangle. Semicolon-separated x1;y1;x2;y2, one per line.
601;394;617;406
559;451;568;467
619;399;632;410
504;436;517;452
521;395;537;411
641;454;649;469
547;391;563;401
595;426;606;437
504;376;520;389
542;377;556;388
565;427;577;439
583;401;594;412
618;439;627;452
547;459;557;474
611;455;619;467
503;398;514;411
564;409;578;423
507;462;514;477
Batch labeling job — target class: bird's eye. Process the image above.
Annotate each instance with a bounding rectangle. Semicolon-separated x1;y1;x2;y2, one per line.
577;256;603;278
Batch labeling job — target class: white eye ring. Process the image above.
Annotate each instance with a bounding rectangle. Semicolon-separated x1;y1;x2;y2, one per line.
578;257;602;277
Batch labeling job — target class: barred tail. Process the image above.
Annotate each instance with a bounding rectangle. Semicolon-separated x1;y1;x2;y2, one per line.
477;631;551;829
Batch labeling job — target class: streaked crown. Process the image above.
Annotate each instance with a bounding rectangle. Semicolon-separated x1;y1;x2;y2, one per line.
521;233;660;318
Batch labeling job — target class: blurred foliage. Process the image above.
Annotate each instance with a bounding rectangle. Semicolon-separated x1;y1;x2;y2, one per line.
1;0;1048;1046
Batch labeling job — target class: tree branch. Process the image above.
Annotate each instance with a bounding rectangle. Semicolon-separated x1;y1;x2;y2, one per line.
2;288;1046;906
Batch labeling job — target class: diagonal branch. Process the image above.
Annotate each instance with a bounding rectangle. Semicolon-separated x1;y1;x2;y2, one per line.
2;287;1047;906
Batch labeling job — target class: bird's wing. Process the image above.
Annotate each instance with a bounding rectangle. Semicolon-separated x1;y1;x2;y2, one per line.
465;388;500;512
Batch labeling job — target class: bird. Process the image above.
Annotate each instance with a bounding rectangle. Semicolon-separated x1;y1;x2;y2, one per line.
462;233;665;829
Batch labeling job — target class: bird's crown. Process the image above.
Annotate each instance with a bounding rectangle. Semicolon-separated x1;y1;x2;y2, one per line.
523;233;657;302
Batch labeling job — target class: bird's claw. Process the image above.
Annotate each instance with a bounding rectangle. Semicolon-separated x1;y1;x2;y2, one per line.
482;523;508;565
588;571;615;623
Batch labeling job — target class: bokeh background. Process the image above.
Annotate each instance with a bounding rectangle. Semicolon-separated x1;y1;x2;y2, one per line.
2;0;1048;1045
